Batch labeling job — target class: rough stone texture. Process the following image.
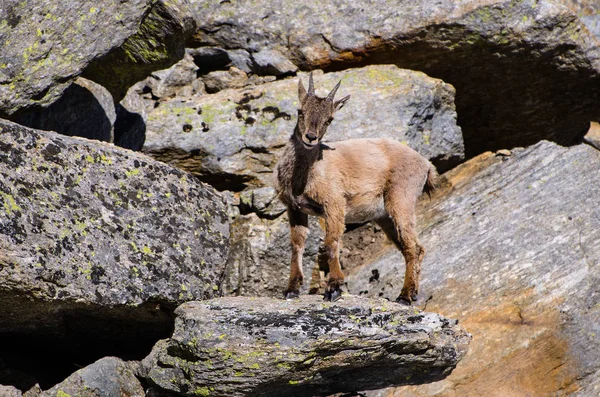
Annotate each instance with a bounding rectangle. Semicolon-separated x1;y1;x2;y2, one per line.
142;296;471;397
342;141;600;395
22;384;42;397
143;65;464;191
560;0;600;38
251;49;298;76
14;77;116;143
147;52;200;99
222;213;322;298
81;0;197;103
0;0;151;117
189;0;600;157
238;186;286;219
41;357;144;397
203;67;249;93
584;121;600;150
0;385;22;397
0;119;229;338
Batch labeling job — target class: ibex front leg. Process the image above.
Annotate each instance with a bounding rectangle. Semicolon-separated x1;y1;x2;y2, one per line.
284;208;309;299
323;207;345;302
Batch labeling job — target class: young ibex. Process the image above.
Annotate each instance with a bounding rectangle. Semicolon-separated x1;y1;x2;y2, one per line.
275;73;437;303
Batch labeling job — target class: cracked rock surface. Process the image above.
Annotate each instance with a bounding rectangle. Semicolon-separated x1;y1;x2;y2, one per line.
0;119;229;338
141;295;471;397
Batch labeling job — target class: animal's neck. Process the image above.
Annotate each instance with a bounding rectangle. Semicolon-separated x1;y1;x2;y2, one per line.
284;131;321;197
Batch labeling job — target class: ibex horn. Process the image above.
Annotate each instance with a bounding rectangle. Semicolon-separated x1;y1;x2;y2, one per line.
326;80;341;102
308;72;315;96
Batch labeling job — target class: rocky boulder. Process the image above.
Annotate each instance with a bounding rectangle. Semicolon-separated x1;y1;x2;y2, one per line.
0;119;229;340
143;65;464;191
189;0;600;157
41;357;143;397
342;141;600;395
0;0;194;118
141;296;471;397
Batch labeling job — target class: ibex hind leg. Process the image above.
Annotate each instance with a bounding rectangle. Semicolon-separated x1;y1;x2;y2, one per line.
383;195;424;305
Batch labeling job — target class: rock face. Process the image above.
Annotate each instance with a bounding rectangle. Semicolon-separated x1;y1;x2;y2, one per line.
142;296;471;397
143;65;464;190
0;0;194;118
0;119;229;339
189;0;600;156
82;0;197;103
222;213;323;298
343;141;600;395
41;357;144;397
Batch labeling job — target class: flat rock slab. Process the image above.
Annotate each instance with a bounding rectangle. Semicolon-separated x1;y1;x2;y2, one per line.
143;65;464;191
344;141;600;395
190;0;600;156
143;295;471;397
0;119;229;338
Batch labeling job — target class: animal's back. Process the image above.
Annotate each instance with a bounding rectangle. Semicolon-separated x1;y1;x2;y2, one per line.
319;138;433;223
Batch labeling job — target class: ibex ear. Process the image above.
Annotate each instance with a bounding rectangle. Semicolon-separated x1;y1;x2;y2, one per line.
334;95;351;111
298;78;307;103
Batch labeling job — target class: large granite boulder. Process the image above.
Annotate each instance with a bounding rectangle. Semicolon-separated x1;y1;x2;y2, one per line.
143;65;464;191
141;296;471;397
0;119;229;340
188;0;600;157
0;0;194;118
342;141;600;395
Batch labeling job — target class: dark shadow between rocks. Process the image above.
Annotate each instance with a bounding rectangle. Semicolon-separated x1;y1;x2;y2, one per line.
0;293;175;390
114;104;147;151
320;25;600;159
14;82;113;143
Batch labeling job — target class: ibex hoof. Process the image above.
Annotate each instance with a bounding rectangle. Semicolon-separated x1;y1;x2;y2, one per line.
323;289;342;302
395;295;413;306
284;290;300;300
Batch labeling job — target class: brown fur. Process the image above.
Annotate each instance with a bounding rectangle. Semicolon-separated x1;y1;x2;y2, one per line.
275;74;437;302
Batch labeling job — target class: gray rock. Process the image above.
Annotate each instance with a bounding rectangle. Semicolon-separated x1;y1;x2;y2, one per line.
14;77;116;143
228;49;253;73
0;385;21;397
252;48;298;76
343;141;600;395
238;187;286;218
143;65;464;191
0;119;229;338
203;67;249;93
222;213;322;298
22;384;42;397
142;296;471;397
559;0;600;39
81;0;197;103
189;0;600;156
41;357;144;397
148;52;199;99
0;0;150;117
